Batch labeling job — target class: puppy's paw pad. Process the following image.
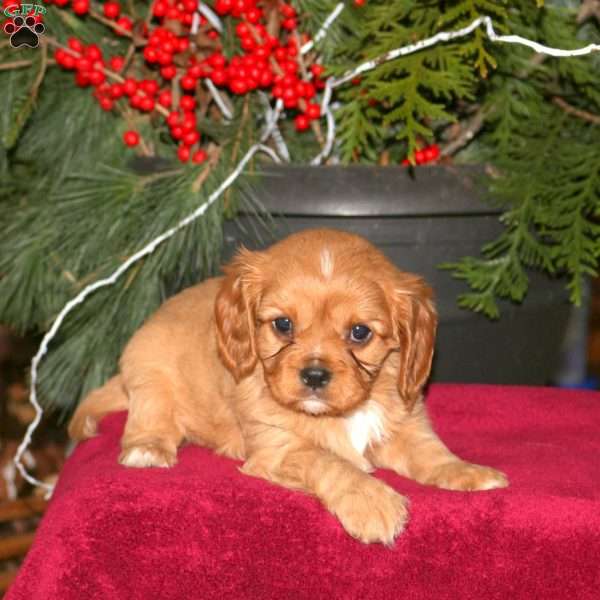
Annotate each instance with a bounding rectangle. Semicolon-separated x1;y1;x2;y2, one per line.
119;443;177;468
428;462;508;492
333;480;409;545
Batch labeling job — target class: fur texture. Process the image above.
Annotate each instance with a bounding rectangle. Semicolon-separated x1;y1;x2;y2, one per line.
69;229;507;544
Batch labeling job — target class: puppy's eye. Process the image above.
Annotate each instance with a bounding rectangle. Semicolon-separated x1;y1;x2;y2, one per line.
350;324;372;343
273;317;293;335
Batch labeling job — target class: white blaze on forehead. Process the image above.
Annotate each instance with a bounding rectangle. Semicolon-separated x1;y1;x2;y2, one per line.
320;247;334;279
345;402;386;455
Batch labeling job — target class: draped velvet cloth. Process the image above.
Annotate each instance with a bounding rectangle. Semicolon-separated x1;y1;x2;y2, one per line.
7;384;600;599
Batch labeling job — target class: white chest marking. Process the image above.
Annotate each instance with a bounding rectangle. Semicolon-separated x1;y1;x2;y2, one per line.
320;248;334;279
345;403;386;456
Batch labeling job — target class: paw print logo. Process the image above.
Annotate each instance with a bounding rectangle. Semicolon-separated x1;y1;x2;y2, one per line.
3;15;44;49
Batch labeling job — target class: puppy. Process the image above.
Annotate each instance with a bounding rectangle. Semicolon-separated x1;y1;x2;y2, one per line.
69;228;508;544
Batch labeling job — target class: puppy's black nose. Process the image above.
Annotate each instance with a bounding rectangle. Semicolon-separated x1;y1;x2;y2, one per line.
300;366;331;390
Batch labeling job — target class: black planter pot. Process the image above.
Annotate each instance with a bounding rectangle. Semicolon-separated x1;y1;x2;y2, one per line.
222;165;576;386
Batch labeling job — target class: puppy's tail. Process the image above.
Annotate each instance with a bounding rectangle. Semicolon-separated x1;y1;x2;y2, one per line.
68;375;128;441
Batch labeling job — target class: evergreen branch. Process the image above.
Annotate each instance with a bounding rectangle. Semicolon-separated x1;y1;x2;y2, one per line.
551;96;600;125
89;9;135;38
0;60;34;70
441;105;489;156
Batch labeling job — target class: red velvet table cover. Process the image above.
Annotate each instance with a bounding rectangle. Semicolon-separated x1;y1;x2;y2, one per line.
7;384;600;600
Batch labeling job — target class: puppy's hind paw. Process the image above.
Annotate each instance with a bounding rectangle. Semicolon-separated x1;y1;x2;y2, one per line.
331;479;409;545
119;441;177;468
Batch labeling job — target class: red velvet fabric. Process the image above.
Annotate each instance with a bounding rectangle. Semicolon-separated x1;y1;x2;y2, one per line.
7;384;600;599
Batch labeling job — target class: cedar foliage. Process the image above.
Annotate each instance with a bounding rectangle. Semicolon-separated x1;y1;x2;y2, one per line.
0;0;599;411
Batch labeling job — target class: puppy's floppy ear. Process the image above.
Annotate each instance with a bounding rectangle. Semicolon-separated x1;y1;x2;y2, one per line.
389;273;437;412
215;247;264;381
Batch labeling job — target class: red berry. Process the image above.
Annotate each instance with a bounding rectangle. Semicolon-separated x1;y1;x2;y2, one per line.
129;94;143;109
99;97;114;111
166;7;181;19
139;96;155;112
109;83;124;98
306;103;321;120
153;1;167;17
103;1;120;19
280;4;295;18
294;114;310;131
183;0;197;12
246;7;261;23
181;112;196;131
354;0;366;5
158;90;172;108
207;30;219;40
258;70;273;87
161;40;175;54
116;16;133;34
141;79;159;95
109;56;125;71
188;64;205;79
183;130;200;146
180;76;196;90
88;70;106;86
166;111;180;127
157;51;174;66
240;36;256;51
231;0;248;17
75;71;91;87
414;149;426;164
235;22;250;37
282;18;296;31
160;65;177;80
123;131;140;147
192;149;208;164
177;145;190;162
303;83;316;99
310;64;324;78
179;95;196;111
67;38;84;53
229;79;247;95
170;125;184;140
72;0;90;15
75;57;92;71
144;46;158;63
214;0;233;15
424;144;440;161
122;78;138;96
210;69;228;86
208;53;226;69
85;45;102;61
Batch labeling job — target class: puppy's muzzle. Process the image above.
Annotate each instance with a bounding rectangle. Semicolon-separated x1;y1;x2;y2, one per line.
300;366;331;390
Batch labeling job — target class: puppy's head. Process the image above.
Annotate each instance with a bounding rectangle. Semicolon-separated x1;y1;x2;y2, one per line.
215;229;436;416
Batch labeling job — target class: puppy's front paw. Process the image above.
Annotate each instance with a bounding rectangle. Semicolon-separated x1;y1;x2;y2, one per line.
426;461;508;491
119;441;177;468
331;479;409;545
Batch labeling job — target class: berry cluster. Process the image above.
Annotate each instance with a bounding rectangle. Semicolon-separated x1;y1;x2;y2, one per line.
402;144;441;166
51;0;329;163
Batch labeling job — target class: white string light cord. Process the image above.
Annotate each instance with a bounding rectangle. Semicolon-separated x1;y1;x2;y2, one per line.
14;7;600;495
313;14;600;165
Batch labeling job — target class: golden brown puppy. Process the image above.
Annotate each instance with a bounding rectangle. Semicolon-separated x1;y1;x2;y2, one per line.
69;228;507;544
